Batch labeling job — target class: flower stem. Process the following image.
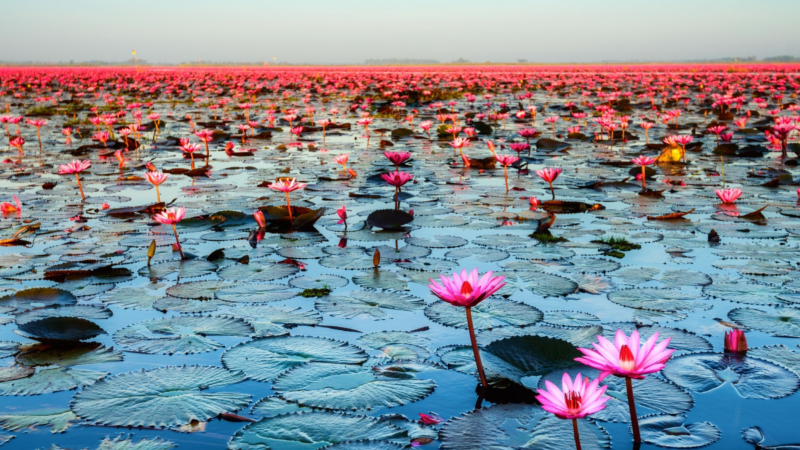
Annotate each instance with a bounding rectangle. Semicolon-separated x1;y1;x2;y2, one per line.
465;307;488;387
155;185;161;203
641;165;646;190
75;174;85;201
573;418;582;450
503;166;509;192
171;224;185;260
286;193;294;222
625;377;641;443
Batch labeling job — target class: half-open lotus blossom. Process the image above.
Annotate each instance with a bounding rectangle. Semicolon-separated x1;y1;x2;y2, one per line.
334;154;349;170
631;156;657;190
0;196;21;214
381;171;413;210
27;118;47;148
384;151;411;170
724;329;748;355
9;137;24;153
145;171;168;203
576;329;674;443
428;269;505;387
419;120;432;139
529;196;541;210
536;167;563;200
337;205;347;227
715;188;742;204
495;154;519;192
254;210;266;228
269;178;307;222
537;372;611;450
638;122;654;144
153;207;187;259
58;159;92;201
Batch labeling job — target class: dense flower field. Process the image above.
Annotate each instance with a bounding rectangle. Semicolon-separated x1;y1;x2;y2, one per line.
0;64;799;449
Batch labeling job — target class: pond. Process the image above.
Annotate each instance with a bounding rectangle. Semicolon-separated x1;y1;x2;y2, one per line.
0;65;799;449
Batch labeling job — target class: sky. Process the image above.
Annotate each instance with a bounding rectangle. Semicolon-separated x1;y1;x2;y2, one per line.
0;0;798;64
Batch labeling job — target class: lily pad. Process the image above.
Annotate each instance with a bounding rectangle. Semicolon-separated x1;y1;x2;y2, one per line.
316;291;424;320
662;352;800;399
0;367;107;396
222;336;368;382
228;412;405;450
71;365;250;427
114;315;253;354
425;298;542;330
273;363;436;410
728;307;800;337
639;414;721;448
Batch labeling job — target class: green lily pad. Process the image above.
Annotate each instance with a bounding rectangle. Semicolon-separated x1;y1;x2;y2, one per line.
222;336;368;382
71;365;250;427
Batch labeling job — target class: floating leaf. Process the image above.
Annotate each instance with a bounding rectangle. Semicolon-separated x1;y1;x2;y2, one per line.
216;283;299;303
524;415;611;450
662;352;800;399
114;315;253;354
71;365;250;427
290;274;349;290
608;288;711;313
320;441;404;450
137;259;217;279
445;248;509;262
273;363;435;410
639;414;721;448
17;317;106;342
218;306;321;337
439;335;581;386
222;336;368;382
165;280;232;299
728;307;800;337
229;412;405;450
438;403;541;449
352;270;410;291
0;287;76;312
704;277;791;305
0;367;107;396
425;298;542;330
218;261;300;282
495;271;578;297
17;342;123;367
748;345;800;374
316;291;423;320
0;409;78;434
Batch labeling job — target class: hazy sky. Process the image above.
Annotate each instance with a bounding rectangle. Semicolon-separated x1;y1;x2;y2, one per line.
1;0;798;64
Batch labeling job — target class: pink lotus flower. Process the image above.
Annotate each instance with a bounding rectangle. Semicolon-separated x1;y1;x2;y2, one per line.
154;207;187;259
715;188;742;204
9;137;24;152
337;205;347;226
0;196;21;214
631;156;657;189
577;329;674;381
496;154;519;192
428;269;505;387
576;329;674;443
429;269;506;309
101;203;110;210
254;210;266;228
384;151;411;169
334;154;349;170
536;372;610;420
381;171;413;188
269;178;307;222
529;196;541;210
382;171;413;210
145;171;168;203
537;373;611;449
724;329;747;355
59;160;92;201
536;167;562;200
